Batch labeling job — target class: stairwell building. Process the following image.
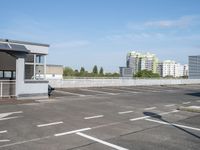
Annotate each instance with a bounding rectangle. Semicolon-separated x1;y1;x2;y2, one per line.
0;39;49;99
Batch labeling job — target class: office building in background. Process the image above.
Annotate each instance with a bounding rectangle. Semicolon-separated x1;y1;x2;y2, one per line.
189;55;200;79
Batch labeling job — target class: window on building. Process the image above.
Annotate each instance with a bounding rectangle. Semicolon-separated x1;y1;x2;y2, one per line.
25;64;34;79
25;54;34;63
4;71;12;78
24;54;46;80
0;71;3;78
36;55;44;64
12;71;16;78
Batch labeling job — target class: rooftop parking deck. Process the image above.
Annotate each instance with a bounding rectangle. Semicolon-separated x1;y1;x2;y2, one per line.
0;84;199;150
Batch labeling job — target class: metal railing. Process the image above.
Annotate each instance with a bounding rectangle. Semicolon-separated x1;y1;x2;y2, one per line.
0;80;16;98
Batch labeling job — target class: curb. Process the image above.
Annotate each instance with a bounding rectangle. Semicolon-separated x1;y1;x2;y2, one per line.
177;106;200;113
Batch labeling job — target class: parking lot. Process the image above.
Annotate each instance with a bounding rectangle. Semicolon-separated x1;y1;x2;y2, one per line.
0;85;200;150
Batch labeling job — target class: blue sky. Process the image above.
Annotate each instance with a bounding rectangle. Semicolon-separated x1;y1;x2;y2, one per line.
1;0;200;72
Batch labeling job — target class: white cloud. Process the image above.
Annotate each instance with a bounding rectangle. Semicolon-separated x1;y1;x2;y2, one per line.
144;15;198;28
51;40;90;49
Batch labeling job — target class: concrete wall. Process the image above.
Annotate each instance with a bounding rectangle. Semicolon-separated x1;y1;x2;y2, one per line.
16;57;48;99
49;78;200;88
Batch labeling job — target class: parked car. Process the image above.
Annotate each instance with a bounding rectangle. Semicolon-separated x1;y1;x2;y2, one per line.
48;85;55;96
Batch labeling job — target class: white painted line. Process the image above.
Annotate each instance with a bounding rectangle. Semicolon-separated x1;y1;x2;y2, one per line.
130;110;179;121
130;116;149;121
84;115;104;120
77;132;129;150
0;140;10;142
37;121;63;127
55;90;85;97
0;111;23;119
0;116;22;121
159;110;179;115
54;128;91;137
144;107;156;110
0;136;50;148
145;118;200;131
81;89;117;95
102;88;139;94
0;130;7;134
196;100;200;103
118;87;139;91
165;104;176;107
118;111;133;114
182;102;191;105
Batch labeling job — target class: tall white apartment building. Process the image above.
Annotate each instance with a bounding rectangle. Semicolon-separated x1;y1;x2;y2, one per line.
126;51;158;74
159;60;188;77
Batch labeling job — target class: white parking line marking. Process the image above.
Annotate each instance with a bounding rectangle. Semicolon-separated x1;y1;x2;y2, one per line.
196;100;200;102
0;111;23;119
118;111;133;114
37;121;63;127
81;89;117;95
118;87;139;91
0;130;7;134
144;107;156;110
54;128;91;137
76;132;129;150
130;110;179;121
165;104;176;107
0;116;23;121
0;140;10;142
145;119;200;131
182;102;191;105
0;136;50;148
84;115;104;120
102;88;139;94
55;90;86;97
130;116;149;121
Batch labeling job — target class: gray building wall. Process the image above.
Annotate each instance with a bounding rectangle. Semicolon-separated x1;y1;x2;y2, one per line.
189;56;200;79
119;67;133;77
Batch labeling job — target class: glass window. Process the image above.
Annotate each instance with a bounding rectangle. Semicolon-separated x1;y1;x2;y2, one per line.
25;64;34;79
25;54;34;63
12;71;16;79
36;55;44;64
35;64;44;79
0;71;3;78
4;71;12;78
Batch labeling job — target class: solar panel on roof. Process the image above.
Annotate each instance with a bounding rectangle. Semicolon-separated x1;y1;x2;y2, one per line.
0;43;30;53
10;44;29;53
0;43;10;50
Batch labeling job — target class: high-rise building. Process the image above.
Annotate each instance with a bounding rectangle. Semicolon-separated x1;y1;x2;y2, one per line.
158;60;188;78
189;55;200;79
126;51;158;74
183;64;189;77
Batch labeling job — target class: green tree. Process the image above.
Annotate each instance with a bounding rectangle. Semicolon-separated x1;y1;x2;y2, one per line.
92;65;98;75
134;70;160;78
80;67;85;73
79;67;86;76
63;67;74;76
99;67;104;76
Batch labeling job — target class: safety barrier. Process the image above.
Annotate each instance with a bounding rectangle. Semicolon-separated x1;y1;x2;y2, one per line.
0;80;16;98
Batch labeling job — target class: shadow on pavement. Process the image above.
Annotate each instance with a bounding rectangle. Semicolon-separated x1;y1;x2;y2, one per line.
143;111;200;139
186;92;200;97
